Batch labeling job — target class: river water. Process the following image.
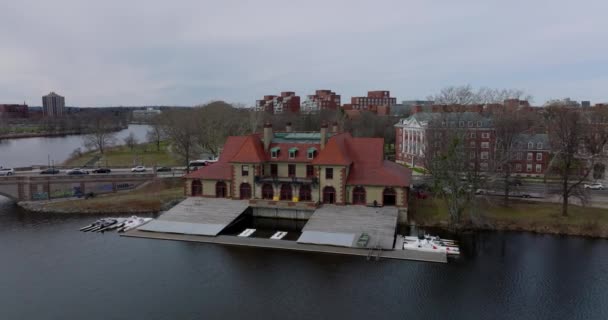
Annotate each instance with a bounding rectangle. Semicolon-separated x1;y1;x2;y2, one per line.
0;197;607;320
0;124;150;168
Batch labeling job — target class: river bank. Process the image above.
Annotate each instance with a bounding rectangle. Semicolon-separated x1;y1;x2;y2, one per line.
410;197;608;238
62;141;179;167
0;125;127;140
18;178;185;214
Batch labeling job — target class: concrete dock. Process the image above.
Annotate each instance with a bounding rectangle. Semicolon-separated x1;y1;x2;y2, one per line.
298;205;398;249
123;229;447;263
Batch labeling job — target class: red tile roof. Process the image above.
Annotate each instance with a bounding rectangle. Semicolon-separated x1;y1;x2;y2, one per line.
184;136;247;180
230;135;266;163
311;133;352;165
347;160;411;187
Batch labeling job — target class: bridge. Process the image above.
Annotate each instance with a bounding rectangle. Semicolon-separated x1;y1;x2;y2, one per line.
0;173;157;202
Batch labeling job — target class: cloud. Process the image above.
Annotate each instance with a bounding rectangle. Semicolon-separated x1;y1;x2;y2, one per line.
1;0;607;106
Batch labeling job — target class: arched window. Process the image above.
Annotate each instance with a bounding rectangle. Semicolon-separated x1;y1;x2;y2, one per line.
280;183;292;201
262;183;274;200
299;184;312;201
239;183;251;200
352;186;366;205
215;181;227;198
191;180;202;196
323;186;336;204
383;187;396;206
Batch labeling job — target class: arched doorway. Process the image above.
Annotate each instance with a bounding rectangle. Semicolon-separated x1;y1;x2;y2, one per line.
299;184;312;201
191;180;202;196
352;186;366;205
262;183;274;200
280;183;292;201
239;183;251;199
383;187;396;206
323;186;336;204
216;181;227;198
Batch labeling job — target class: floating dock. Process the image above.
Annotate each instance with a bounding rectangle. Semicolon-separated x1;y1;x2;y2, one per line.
123;230;447;263
137;198;248;236
128;197;447;263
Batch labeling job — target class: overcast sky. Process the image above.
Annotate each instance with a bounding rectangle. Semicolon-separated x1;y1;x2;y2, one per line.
1;0;607;107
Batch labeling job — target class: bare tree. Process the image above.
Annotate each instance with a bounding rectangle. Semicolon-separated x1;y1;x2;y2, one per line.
195;101;248;157
124;132;138;151
491;107;538;205
161;109;199;172
545;106;608;216
423;113;486;226
428;85;532;105
82;116;117;154
147;116;165;151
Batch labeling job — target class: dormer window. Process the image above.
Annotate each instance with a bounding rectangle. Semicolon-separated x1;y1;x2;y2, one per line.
289;147;298;159
307;147;317;160
459;121;464;127
270;146;280;158
476;121;482;127
528;142;533;149
468;121;473;127
537;142;543;149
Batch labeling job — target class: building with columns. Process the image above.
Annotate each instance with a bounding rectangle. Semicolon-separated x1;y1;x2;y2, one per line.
184;123;411;209
395;112;495;169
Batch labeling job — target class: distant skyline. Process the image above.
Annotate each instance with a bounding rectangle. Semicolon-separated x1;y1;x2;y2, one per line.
1;1;607;107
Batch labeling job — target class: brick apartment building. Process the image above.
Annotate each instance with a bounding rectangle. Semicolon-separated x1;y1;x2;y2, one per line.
255;92;301;114
343;90;396;116
0;104;29;118
300;90;341;114
184;123;411;207
395;108;552;177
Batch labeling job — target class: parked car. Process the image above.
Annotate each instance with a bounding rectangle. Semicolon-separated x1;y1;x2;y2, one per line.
584;183;604;190
510;191;532;198
475;188;492;195
156;166;172;172
40;168;60;175
92;168;112;174
507;178;523;186
67;168;89;175
131;166;146;172
0;168;15;176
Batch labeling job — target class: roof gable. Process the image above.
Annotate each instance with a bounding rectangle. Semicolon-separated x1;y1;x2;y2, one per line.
230;135;266;163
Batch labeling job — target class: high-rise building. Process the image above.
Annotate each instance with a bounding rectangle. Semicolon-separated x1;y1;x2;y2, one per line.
42;92;65;117
255;92;300;114
300;90;341;113
344;91;396;114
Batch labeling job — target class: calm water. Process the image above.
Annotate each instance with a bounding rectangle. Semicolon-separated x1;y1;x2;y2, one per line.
0;124;150;168
1;198;607;319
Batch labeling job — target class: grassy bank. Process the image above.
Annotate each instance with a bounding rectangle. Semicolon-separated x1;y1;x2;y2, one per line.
31;178;185;214
410;197;608;238
63;141;181;167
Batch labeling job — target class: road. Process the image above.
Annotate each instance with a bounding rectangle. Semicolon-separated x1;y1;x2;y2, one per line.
5;168;185;178
412;175;608;199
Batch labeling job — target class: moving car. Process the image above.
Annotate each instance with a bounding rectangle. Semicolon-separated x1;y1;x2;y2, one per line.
156;166;172;172
92;168;112;174
584;183;604;190
40;168;60;174
0;168;15;176
131;166;146;172
67;168;89;175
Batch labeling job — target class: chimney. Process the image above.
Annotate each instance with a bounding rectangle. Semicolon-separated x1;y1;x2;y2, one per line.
285;122;292;132
331;121;338;133
320;122;328;150
263;122;273;151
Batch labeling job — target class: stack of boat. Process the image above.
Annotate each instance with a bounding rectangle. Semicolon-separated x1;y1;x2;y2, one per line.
402;234;460;256
79;216;153;233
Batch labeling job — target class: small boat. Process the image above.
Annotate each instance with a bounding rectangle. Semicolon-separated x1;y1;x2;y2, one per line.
98;218;126;232
238;228;256;237
121;217;153;232
270;231;288;240
401;234;460;256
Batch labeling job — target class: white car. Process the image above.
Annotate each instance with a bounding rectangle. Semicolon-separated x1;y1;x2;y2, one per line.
67;168;89;175
0;168;15;176
584;183;604;190
131;166;146;172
